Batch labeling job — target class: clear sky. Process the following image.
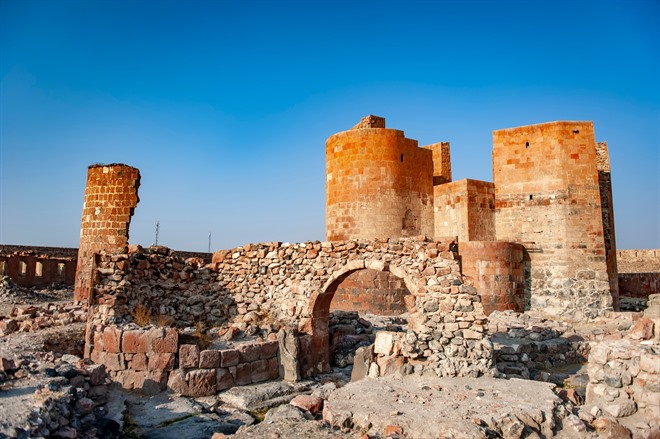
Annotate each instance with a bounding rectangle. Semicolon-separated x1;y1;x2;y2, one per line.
1;0;658;252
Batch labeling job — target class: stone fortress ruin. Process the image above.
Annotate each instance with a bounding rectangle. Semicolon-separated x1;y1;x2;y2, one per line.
1;115;658;438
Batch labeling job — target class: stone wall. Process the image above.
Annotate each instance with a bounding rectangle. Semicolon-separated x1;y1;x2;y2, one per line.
75;164;140;302
329;268;412;315
585;296;659;423
88;238;495;380
596;142;619;309
618;273;660;299
433;179;496;242
617;249;660;273
421;141;452;185
492;121;612;320
326;117;434;241
86;323;280;396
459;241;525;315
0;249;76;288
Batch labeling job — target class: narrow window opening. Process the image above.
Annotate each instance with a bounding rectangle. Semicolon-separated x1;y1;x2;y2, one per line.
529;194;534;200
525;141;530;149
19;261;27;277
57;263;66;280
400;154;404;163
35;261;43;278
573;129;580;134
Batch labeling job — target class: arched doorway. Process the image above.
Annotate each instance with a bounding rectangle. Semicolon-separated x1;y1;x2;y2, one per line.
303;260;418;376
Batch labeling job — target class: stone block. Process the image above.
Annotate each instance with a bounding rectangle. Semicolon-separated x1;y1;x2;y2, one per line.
260;341;278;359
220;349;239;367
234;363;251;386
187;369;216;397
237;343;261;363
376;355;405;377
104;353;125;371
88;364;107;386
251;359;270;383
167;369;188;395
290;394;323;414
199;350;220;368
150;327;178;353
0;356;17;372
122;330;149;353
628;318;654;340
216;367;235;391
267;357;279;380
102;326;122;353
179;344;200;369
351;344;374;382
148;353;175;371
374;331;400;356
130;353;148;371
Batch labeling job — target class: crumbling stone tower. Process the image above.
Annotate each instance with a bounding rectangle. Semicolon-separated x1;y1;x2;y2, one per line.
74;164;140;302
325;116;437;241
492;121;613;318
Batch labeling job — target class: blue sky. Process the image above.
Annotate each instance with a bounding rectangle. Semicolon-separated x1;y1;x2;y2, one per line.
1;0;658;252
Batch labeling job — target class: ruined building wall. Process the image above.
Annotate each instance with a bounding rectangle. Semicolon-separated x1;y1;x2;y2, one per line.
329;269;412;315
617;249;660;299
74;164;140;302
433;179;495;242
596;141;619;309
492;121;611;319
0;245;77;287
326;118;434;241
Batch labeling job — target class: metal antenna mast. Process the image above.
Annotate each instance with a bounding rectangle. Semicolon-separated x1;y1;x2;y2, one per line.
154;221;160;246
208;232;211;253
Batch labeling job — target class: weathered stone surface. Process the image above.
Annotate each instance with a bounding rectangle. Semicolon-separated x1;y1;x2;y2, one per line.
264;404;304;421
277;329;300;381
290;395;323;414
251;359;270;383
179;344;200;369
216;368;235;391
122;330;148;353
220;349;239;367
628;318;655;340
199;350;220;368
592;417;632;438
376;355;405;377
351;344;374;382
187;369;216;397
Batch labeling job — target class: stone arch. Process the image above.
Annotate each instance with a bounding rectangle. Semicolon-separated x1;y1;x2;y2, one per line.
304;258;423;375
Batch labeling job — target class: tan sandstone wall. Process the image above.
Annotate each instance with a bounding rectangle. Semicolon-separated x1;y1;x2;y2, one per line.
493;121;612;319
326;117;434;241
433;179;495;242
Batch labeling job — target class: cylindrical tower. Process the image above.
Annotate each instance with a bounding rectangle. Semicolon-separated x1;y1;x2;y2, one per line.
74;163;140;302
325;116;434;241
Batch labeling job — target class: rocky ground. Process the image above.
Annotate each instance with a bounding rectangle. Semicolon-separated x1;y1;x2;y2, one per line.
1;285;658;438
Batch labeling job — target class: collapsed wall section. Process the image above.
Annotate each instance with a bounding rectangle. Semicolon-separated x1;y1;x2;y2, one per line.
492;121;611;319
596;141;619;309
326;117;434;241
74;164;140;302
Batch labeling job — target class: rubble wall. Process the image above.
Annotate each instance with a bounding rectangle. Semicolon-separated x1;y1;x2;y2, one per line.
459;241;524;315
89;238;495;379
326;122;434;241
586;304;659;422
617;249;660;273
329;268;411;315
493;121;612;320
75;164;140;302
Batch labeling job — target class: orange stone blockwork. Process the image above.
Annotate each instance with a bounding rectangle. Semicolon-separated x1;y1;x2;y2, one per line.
329;269;411;315
74;164;140;302
459;241;525;315
326;121;434;241
433;179;495;242
492;121;612;317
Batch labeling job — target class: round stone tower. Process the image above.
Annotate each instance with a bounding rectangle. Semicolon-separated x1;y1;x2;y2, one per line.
325;115;434;241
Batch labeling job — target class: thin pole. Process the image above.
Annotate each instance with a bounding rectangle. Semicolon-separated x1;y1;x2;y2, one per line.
208;232;211;253
155;221;160;246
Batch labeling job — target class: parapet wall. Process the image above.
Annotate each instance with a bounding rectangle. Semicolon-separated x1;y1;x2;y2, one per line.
75;164;140;302
617;250;660;273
